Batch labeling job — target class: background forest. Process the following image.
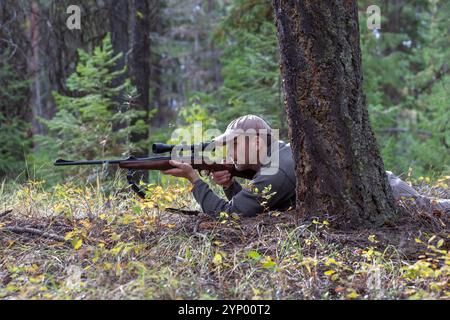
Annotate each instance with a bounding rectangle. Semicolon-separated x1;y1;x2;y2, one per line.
1;0;449;186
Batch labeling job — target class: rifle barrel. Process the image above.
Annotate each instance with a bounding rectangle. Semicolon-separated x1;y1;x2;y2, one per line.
54;159;123;166
152;141;213;154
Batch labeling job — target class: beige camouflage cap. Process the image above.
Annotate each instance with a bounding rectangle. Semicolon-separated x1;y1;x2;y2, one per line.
213;115;272;144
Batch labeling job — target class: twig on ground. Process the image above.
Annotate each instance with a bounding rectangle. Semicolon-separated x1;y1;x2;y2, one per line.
0;209;13;219
166;207;200;216
0;226;66;242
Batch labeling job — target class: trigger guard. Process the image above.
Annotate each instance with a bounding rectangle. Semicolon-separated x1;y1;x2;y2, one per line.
198;169;210;177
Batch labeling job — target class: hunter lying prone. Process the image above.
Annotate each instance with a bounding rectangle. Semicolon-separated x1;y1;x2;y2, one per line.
162;115;450;218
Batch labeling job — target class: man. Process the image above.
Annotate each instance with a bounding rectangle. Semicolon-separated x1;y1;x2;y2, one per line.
162;115;450;217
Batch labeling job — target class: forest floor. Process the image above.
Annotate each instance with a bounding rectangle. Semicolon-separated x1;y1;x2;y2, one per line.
0;176;449;300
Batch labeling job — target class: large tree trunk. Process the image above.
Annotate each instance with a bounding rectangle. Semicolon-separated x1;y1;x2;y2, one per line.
27;0;44;139
273;0;397;228
129;0;150;156
149;0;173;128
108;0;130;139
109;0;129;92
150;51;170;127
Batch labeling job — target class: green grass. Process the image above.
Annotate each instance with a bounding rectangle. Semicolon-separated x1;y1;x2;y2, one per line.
0;176;449;300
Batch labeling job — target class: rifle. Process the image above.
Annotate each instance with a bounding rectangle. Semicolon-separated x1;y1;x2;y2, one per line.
54;142;256;199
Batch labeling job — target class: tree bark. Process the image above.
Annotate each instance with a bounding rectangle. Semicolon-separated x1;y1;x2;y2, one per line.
149;0;173;128
273;0;397;228
27;0;44;138
129;0;150;156
109;0;129;91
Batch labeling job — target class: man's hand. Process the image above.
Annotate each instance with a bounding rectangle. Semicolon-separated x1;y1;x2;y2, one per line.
162;160;200;184
211;170;234;189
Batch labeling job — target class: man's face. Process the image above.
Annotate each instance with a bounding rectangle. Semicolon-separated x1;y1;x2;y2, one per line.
229;135;265;170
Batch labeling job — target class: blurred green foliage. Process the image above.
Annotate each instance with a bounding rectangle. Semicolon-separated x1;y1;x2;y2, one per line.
1;1;449;182
359;0;450;177
207;0;285;135
30;35;147;184
202;0;450;177
0;49;30;177
0;114;31;177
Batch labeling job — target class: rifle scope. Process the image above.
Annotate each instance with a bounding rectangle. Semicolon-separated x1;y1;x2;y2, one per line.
152;141;213;154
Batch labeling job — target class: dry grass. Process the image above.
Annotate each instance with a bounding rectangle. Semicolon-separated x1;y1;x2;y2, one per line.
0;176;449;300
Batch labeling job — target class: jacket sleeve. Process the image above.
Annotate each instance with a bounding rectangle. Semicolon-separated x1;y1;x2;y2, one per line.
191;180;263;218
223;180;243;200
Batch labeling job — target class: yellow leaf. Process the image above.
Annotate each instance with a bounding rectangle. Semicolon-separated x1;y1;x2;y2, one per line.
6;284;19;292
29;275;44;283
346;290;359;299
110;233;121;241
324;270;336;276
64;231;74;241
115;262;121;276
80;220;91;229
219;212;229;220
110;245;122;256
261;256;276;269
122;214;132;225
368;235;378;243
437;239;444;248
72;239;82;250
54;203;65;213
213;253;222;266
231;213;241;220
247;250;261;260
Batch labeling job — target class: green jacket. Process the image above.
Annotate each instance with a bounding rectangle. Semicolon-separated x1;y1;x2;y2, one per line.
191;141;296;217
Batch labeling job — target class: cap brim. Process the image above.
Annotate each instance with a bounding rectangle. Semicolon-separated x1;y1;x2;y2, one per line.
213;130;240;145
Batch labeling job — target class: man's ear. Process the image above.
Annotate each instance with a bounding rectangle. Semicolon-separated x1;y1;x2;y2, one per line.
252;136;259;149
255;135;264;148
